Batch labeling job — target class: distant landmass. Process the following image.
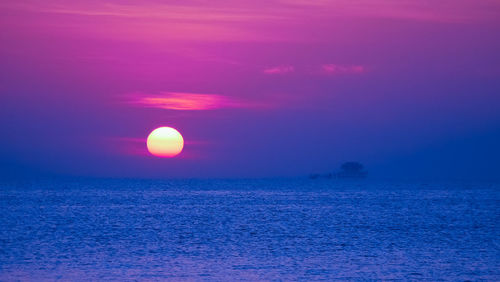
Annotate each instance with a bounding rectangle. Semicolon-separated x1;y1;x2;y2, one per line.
310;162;367;179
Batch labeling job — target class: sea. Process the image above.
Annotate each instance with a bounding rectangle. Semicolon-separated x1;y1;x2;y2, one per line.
0;179;498;281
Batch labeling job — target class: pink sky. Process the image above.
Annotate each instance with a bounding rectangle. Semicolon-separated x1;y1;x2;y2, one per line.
1;0;499;178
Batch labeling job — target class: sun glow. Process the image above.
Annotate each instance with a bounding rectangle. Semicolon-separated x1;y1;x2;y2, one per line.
146;127;184;157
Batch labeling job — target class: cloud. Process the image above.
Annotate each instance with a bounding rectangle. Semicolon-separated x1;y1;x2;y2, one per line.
2;0;498;46
321;64;366;75
279;0;500;23
0;1;288;42
263;65;295;74
262;64;366;76
127;92;260;110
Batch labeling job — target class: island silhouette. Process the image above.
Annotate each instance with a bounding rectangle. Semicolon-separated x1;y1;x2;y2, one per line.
310;162;367;179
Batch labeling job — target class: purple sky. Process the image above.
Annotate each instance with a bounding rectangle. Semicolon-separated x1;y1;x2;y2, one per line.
1;0;500;179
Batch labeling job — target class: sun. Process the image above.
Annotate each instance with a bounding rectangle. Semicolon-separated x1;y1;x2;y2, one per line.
146;127;184;157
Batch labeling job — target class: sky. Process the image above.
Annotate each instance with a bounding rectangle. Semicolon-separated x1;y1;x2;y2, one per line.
1;0;500;180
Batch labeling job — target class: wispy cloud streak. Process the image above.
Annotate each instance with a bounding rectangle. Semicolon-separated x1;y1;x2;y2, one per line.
279;0;500;23
263;65;295;74
3;0;497;46
127;92;261;110
321;64;366;75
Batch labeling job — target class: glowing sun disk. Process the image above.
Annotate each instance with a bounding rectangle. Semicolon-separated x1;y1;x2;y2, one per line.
147;127;184;157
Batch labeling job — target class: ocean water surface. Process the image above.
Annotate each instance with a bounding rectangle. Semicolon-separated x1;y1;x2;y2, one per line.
0;179;498;280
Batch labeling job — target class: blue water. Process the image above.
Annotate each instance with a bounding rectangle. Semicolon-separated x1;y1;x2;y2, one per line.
0;179;499;280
